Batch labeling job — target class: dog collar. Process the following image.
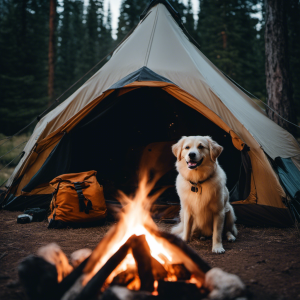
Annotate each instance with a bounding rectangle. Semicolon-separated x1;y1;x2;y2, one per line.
189;176;212;194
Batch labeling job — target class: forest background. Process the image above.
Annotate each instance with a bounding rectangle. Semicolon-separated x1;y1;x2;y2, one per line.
0;0;300;184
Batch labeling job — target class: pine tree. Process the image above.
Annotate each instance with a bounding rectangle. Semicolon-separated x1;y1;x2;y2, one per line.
265;0;296;134
99;2;114;59
117;0;148;42
196;0;261;97
0;0;49;135
184;0;195;37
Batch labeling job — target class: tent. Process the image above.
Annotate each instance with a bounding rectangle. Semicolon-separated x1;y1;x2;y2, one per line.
2;0;300;227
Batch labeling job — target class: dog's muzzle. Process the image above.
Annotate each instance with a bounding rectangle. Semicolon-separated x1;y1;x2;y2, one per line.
186;157;204;169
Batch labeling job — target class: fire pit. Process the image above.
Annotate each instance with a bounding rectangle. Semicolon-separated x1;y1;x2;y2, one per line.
18;172;245;300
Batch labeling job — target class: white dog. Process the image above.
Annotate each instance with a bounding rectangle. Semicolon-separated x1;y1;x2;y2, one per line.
171;136;237;253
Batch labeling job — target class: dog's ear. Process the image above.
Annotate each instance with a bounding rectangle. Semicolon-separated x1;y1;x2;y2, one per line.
172;136;186;161
206;136;223;162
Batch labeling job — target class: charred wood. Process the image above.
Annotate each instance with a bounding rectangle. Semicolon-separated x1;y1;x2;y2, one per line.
37;243;73;282
157;280;207;300
111;266;138;287
18;255;58;300
150;257;168;280
147;228;211;274
131;235;155;292
55;257;90;299
100;285;155;300
74;235;135;300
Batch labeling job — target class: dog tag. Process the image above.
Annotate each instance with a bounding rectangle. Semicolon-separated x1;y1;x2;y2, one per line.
191;186;198;193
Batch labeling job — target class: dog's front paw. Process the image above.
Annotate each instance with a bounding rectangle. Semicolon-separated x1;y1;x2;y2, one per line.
212;244;225;254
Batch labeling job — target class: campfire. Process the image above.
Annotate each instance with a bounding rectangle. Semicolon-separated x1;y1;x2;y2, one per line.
18;170;245;300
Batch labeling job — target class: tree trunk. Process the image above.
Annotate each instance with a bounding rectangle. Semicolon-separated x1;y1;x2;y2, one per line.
48;0;56;103
265;0;296;135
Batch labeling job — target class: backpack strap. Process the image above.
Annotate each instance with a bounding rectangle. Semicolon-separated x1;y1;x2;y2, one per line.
73;182;93;214
51;181;61;220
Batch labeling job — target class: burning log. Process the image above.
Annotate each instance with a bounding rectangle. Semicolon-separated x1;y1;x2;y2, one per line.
73;235;136;300
111;266;138;287
165;263;191;280
37;243;73;282
55;256;90;299
146;227;211;276
131;235;154;292
150;257;168;280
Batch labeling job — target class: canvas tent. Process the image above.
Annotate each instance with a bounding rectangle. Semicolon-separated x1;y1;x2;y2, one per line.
2;0;300;227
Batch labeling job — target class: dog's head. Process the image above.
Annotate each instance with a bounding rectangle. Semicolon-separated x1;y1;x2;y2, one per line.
172;136;223;172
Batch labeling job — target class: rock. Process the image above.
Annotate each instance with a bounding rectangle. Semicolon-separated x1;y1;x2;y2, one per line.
70;248;92;268
205;268;245;300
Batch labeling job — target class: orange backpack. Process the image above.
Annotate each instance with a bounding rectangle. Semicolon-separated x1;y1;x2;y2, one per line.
48;171;107;228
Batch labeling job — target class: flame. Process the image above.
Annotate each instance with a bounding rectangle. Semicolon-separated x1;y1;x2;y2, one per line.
83;166;203;290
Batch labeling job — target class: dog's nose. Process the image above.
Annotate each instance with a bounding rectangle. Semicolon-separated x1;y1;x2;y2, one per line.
189;152;196;159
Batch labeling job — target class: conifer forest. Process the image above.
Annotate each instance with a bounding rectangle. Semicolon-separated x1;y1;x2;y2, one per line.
0;0;300;137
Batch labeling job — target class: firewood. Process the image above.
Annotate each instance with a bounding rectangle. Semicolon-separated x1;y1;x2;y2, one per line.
100;285;155;300
157;280;207;300
146;227;211;277
18;255;58;300
73;235;135;300
131;235;155;292
150;257;168;280
166;263;191;280
37;243;73;282
55;256;90;299
111;266;138;287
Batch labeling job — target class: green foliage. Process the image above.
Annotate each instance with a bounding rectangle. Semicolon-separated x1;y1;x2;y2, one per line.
0;134;29;185
0;0;49;135
197;0;263;99
117;0;149;42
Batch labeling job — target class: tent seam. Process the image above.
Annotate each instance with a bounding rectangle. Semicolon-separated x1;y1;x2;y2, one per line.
144;6;159;67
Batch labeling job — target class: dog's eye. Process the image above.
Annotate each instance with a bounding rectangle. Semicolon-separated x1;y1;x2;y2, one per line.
185;146;190;150
198;144;204;149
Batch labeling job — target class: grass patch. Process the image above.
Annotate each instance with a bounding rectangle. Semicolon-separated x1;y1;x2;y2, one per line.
0;134;29;186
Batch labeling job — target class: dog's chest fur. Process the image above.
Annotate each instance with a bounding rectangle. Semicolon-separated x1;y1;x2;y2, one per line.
176;172;225;236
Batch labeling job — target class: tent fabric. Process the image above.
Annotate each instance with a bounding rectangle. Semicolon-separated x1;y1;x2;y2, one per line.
7;2;299;189
3;1;300;226
274;157;300;199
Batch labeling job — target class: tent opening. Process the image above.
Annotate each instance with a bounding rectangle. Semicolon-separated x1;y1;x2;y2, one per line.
25;87;242;203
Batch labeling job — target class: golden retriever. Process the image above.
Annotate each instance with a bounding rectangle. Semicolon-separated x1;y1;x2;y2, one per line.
171;136;237;253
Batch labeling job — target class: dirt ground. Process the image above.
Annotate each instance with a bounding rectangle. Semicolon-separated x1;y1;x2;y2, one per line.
0;210;300;300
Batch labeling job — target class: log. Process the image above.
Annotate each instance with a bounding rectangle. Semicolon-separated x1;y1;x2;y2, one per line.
151;257;168;280
168;263;191;280
37;243;73;282
131;235;155;292
146;227;211;274
111;266;138;287
55;256;90;299
73;235;135;300
18;255;58;300
101;285;155;300
157;280;207;300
